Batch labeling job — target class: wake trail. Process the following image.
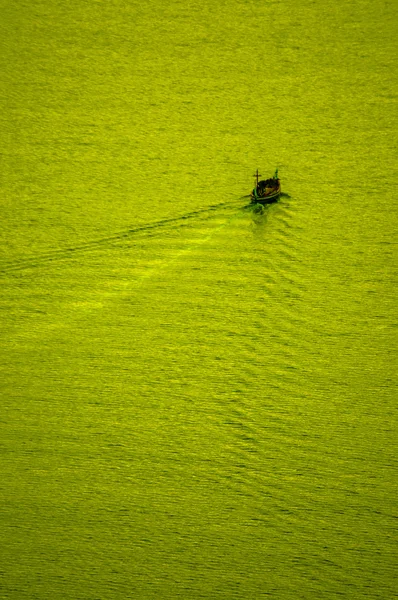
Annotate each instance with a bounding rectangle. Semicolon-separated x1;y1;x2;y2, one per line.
0;199;245;274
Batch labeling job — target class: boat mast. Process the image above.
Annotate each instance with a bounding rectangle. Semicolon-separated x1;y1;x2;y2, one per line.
254;169;261;188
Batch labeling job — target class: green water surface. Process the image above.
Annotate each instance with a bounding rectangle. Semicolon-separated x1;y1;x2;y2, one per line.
1;0;397;598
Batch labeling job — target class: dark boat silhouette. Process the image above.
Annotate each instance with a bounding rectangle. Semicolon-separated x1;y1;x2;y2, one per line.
250;169;281;204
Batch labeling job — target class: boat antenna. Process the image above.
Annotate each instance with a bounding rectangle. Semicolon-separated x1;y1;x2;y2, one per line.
254;169;261;187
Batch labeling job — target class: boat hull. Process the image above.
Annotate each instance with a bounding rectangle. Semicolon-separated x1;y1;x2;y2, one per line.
250;183;281;205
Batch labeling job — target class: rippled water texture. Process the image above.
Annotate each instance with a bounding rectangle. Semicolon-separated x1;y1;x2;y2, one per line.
1;0;397;598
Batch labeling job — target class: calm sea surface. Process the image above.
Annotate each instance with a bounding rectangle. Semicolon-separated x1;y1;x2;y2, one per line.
1;0;396;598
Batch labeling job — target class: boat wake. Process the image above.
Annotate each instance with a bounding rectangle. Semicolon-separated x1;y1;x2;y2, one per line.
0;199;245;274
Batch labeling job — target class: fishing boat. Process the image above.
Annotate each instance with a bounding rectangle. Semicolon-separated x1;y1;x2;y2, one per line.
250;169;281;204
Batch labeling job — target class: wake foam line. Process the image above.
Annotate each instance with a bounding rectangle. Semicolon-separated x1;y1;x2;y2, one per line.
0;199;244;274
